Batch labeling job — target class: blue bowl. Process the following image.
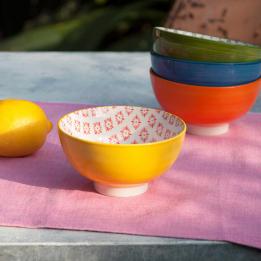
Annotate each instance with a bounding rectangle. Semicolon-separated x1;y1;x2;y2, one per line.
151;51;261;86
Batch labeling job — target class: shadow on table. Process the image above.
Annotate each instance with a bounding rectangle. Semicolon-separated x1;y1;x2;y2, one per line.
0;142;95;193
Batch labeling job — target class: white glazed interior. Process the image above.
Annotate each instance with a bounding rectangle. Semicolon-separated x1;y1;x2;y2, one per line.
59;106;184;144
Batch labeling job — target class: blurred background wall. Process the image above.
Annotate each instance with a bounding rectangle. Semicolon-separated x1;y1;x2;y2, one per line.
166;0;261;45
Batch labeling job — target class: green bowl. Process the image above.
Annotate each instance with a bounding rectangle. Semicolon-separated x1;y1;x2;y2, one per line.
153;27;261;63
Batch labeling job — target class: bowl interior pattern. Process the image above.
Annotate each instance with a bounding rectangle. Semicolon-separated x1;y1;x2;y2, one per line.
59;106;184;144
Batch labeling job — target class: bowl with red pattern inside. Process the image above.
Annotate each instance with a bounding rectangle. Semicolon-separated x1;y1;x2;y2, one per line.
58;106;186;197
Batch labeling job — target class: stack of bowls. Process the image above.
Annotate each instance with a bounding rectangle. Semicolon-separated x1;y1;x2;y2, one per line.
150;27;261;136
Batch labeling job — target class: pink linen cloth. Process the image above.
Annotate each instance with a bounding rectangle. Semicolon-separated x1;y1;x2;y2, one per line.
0;102;260;249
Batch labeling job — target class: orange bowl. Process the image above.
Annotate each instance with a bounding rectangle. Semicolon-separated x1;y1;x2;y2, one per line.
150;69;261;136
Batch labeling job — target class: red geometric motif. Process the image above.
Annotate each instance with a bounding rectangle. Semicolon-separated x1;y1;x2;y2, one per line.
140;108;149;117
175;120;182;127
164;129;171;139
162;111;169;120
83;122;90;134
62;107;182;145
81;110;88;118
109;134;119;144
104;118;113;131
74;120;80;132
115;111;125;125
139;127;149;142
131;115;141;130
169;115;175;125
156;123;163;136
93;122;102;134
125;106;134;115
120;126;132;141
147;114;157;128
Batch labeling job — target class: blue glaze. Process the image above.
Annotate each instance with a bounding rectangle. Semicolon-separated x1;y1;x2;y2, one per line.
151;51;261;86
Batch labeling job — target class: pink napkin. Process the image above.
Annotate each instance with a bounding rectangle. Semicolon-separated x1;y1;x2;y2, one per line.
0;102;260;249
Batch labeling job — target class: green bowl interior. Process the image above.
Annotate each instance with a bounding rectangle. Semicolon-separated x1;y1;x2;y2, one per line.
153;27;261;62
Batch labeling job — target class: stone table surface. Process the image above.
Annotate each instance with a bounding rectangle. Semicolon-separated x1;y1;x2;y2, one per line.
0;52;260;261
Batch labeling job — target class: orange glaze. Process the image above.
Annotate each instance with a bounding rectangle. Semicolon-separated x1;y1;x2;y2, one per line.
150;69;261;124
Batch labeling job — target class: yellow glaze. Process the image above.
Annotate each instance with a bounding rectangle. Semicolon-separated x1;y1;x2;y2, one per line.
58;110;186;187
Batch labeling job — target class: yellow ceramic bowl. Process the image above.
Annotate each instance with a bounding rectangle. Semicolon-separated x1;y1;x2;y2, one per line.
58;106;186;197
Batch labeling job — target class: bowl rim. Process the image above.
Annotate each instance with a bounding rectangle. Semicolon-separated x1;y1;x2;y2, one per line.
57;105;187;147
154;27;261;49
151;50;261;65
150;68;261;89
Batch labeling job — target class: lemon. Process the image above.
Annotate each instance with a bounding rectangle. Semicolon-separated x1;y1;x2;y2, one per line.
0;99;52;157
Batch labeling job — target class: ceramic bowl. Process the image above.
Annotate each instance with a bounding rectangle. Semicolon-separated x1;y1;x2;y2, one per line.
153;27;261;63
151;51;261;86
150;69;261;136
58;106;186;197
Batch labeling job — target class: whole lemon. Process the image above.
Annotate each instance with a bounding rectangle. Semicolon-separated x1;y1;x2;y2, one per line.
0;99;52;157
